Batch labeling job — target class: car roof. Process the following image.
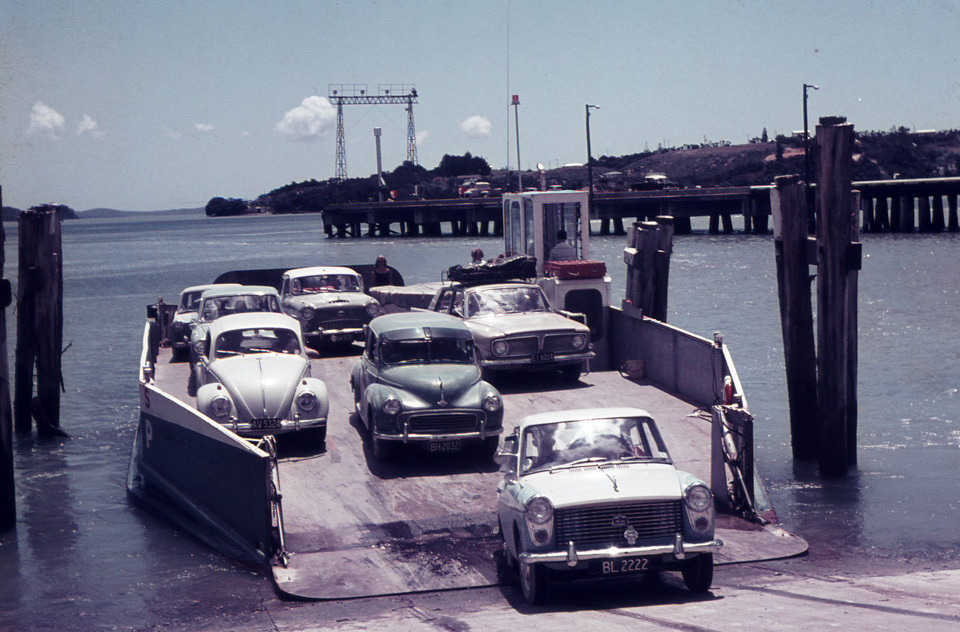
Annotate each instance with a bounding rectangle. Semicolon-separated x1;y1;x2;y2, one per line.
199;285;279;300
283;266;359;278
180;283;241;297
519;407;654;428
207;312;301;337
463;282;541;292
370;311;473;340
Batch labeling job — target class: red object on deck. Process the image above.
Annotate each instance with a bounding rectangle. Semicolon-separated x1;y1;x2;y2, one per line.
543;260;606;279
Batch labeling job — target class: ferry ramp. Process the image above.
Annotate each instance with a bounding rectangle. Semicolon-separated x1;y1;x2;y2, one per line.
271;354;807;600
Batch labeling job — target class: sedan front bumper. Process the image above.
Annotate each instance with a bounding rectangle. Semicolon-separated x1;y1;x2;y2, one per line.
520;533;723;567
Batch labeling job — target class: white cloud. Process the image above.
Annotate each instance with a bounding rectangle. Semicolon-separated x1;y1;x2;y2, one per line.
276;96;337;141
460;115;492;138
416;130;430;145
77;114;103;138
195;123;215;133
26;101;65;139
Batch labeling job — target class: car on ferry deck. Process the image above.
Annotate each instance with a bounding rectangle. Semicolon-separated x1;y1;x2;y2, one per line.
350;311;504;461
280;266;381;349
496;407;722;604
168;283;241;361
188;285;284;371
193;312;328;442
428;281;594;382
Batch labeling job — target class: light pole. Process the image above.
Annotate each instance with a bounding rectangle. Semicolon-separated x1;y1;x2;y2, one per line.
512;94;521;191
586;104;600;206
803;83;819;231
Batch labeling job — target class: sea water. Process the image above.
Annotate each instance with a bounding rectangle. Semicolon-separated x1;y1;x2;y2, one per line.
1;212;958;630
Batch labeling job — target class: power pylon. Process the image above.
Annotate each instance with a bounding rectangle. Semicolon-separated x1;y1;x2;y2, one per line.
329;84;419;182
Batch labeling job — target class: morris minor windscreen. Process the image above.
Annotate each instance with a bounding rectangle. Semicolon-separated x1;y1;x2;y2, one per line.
520;416;672;474
216;328;301;357
291;274;361;294
202;294;282;320
467;286;550;317
379;337;475;365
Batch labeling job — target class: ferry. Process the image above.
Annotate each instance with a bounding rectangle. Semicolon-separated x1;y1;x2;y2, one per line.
128;190;806;599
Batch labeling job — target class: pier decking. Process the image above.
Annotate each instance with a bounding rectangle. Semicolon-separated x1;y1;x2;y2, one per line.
320;177;960;238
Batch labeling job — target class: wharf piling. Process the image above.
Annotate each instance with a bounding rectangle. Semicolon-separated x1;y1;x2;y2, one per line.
14;206;65;437
772;118;860;476
771;175;818;460
0;186;15;529
623;216;673;322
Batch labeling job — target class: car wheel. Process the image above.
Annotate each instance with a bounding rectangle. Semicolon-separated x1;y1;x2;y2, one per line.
481;436;499;461
519;559;548;605
371;434;393;461
305;427;326;446
681;553;713;593
187;369;197;397
560;362;582;383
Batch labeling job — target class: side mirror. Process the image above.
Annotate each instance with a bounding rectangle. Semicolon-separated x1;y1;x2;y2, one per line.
494;433;519;465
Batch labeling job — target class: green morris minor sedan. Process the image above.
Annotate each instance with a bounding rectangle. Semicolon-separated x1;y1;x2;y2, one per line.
350;311;504;461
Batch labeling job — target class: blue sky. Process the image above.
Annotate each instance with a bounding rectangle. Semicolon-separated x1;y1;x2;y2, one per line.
2;0;959;211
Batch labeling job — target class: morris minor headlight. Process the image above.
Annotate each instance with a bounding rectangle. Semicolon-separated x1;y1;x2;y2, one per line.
382;397;402;415
296;390;318;412
492;339;510;357
300;306;315;321
365;301;380;317
210;395;232;419
571;333;587;350
482;394;502;412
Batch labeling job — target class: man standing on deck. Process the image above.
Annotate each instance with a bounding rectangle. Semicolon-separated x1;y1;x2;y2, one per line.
548;229;576;261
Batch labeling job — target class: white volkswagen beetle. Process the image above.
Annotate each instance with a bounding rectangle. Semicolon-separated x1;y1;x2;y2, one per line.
496;407;722;604
193;312;329;442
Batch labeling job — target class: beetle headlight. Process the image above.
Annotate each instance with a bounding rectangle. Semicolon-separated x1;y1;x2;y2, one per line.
525;497;553;525
297;390;318;412
482;394;502;412
193;340;206;356
492;339;509;357
210;395;232;419
571;333;587;350
684;484;713;512
300;306;315;321
382;397;402;415
365;301;380;317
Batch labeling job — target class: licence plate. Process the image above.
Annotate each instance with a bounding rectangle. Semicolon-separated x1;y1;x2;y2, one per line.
329;334;347;343
531;352;555;362
429;440;462;453
252;418;282;430
597;557;652;575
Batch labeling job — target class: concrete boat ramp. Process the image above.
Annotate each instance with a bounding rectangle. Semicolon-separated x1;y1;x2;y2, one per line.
202;352;806;600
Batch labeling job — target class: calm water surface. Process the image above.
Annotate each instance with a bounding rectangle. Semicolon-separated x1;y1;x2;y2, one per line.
1;213;958;630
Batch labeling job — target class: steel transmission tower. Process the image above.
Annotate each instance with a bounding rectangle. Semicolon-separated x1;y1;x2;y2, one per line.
328;84;419;182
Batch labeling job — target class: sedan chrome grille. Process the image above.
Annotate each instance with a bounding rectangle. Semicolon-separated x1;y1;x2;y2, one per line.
542;333;582;353
407;412;479;434
499;336;539;357
318;318;362;331
554;500;682;550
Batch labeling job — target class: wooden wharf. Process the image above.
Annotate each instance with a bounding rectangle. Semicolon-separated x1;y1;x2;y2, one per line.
320;177;960;238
